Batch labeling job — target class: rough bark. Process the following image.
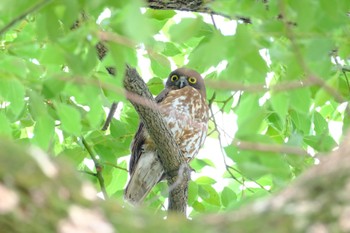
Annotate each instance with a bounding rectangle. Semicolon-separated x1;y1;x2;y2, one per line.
147;0;211;13
146;0;252;23
1;132;350;232
123;66;190;214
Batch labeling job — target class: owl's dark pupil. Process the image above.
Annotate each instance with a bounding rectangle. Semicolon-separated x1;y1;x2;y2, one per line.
189;77;197;84
171;75;178;82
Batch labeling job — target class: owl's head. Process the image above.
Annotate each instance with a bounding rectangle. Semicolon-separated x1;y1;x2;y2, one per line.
165;68;206;98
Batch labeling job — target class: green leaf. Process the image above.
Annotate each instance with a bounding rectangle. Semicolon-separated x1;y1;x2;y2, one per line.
58;147;86;167
169;17;207;43
0;54;27;76
192;201;205;213
0;77;25;120
0;112;12;138
188;33;228;70
148;77;164;96
195;176;217;185
32;115;55;150
198;184;221;206
289;88;311;114
55;103;82;135
221;187;237;208
270;92;289;121
42;76;66;98
313;111;328;135
144;9;176;21
188;181;198;205
304;135;337;152
85;101;104;129
314;74;339;107
190;158;215;172
28;91;47;120
162;42;181;57
235;94;266;138
289;110;311;134
105;161;128;195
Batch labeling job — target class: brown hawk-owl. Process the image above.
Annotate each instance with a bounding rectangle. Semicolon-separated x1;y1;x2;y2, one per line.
124;68;209;205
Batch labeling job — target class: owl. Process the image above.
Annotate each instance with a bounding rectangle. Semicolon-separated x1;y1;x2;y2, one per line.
124;68;209;205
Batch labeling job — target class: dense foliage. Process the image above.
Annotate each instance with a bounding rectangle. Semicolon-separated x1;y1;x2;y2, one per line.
0;0;349;217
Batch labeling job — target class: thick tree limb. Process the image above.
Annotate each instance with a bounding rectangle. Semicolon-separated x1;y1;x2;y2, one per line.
2;132;350;232
147;0;211;13
123;66;190;214
146;0;251;22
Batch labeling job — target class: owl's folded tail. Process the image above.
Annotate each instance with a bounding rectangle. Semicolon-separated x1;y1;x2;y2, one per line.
124;151;164;205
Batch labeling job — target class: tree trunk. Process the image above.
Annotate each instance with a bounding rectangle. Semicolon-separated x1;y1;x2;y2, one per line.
123;66;190;214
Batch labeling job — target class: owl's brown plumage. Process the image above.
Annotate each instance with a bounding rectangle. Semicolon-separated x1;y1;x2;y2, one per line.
124;68;209;205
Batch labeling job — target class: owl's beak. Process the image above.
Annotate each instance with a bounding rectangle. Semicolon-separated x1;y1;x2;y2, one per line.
178;76;188;88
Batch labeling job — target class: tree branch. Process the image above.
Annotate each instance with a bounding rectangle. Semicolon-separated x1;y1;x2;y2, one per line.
81;137;108;200
0;0;53;36
123;66;190;214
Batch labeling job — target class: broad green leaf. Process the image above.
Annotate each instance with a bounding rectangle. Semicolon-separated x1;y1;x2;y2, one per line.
289;88;311;114
270;92;289;121
58;147;86;167
28;91;47;120
150;53;171;78
304;135;337;152
313;111;328;135
42;77;66;98
0;55;27;78
188;33;228;70
235;94;266;138
192;201;205;213
221;187;237;208
148;77;164;96
169;17;208;43
195;176;217;185
0;77;25;120
162;42;182;57
0;112;12;138
289;110;311;134
198;184;221;206
144;9;176;21
32;115;55;150
188;181;198;205
314;74;339;107
86;101;104;129
190;158;215;172
106;161;128;195
55;103;82;135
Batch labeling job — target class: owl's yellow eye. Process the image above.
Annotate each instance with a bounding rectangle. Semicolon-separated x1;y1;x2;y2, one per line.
188;77;197;84
171;75;179;82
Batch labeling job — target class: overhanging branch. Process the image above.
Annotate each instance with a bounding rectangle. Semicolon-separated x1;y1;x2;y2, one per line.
123;66;190;214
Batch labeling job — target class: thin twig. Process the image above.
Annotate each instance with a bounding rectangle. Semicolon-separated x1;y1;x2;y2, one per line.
102;102;119;131
81;137;108;199
210;14;218;30
226;165;270;193
79;170;97;176
102;161;128;173
233;140;310;156
343;71;350;94
278;0;350;115
208;93;258;193
0;0;53;35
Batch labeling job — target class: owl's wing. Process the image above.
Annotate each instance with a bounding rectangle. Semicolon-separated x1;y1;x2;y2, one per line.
125;88;172;204
128;88;171;174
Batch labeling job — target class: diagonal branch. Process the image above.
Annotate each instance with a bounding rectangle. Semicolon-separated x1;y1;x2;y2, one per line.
123;65;190;215
81;137;108;199
0;0;53;36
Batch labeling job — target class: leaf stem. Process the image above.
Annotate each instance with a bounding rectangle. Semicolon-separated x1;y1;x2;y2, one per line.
81;137;109;199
